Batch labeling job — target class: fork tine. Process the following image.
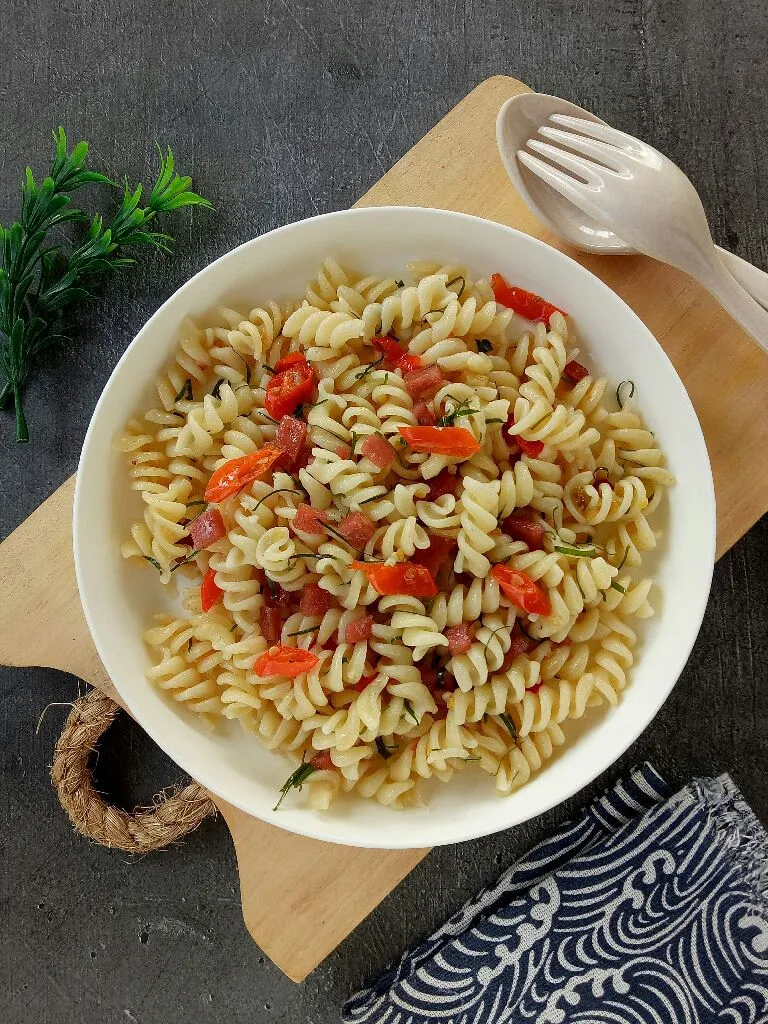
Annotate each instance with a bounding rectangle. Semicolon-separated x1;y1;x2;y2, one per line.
537;126;629;173
549;115;645;155
517;150;599;207
524;139;606;187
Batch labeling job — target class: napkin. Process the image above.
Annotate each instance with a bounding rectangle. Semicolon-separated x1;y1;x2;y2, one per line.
343;764;768;1024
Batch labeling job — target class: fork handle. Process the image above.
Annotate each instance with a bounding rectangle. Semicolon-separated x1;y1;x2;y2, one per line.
698;256;768;354
716;246;768;312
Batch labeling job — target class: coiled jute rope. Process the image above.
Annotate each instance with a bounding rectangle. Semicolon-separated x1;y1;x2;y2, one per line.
51;689;216;853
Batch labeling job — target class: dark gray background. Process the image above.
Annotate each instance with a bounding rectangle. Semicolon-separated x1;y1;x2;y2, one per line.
2;2;767;1022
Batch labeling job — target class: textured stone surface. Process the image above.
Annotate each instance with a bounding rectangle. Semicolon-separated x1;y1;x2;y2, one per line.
1;1;767;1021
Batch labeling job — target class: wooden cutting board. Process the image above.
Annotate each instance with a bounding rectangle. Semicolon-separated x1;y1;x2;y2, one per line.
2;75;768;982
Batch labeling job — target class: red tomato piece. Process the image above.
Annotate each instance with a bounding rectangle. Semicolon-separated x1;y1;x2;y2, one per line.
398;425;480;457
502;508;546;550
352;673;377;692
502;627;539;668
299;581;333;617
273;352;307;373
491;273;566;324
276;415;308;464
446;623;473;655
412;534;457;579
200;568;223;612
501;414;544;458
413;400;437;426
361;433;395;470
310;750;335;771
398;354;423;375
519;437;545;458
335;444;352;459
293;503;329;535
204;444;283;503
418;662;438;690
492;565;551;616
563;359;589;384
344;615;374;644
189;508;226;550
293;447;313;472
351;561;438;598
426;468;458;502
254;645;319;678
371;335;403;366
338;512;376;546
403;364;443;399
259;606;283;646
265;356;315;419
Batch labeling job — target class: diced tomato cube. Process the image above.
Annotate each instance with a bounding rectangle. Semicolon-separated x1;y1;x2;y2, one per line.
412;534;457;579
502;508;546;550
361;433;395;470
294;503;329;535
371;335;403;366
403;365;444;399
413;401;437;426
344;615;374;644
397;354;422;374
501;414;544;458
189;508;227;550
352;673;376;692
445;624;473;655
335;444;351;459
563;360;589;384
338;512;376;546
310;750;335;771
300;581;333;617
259;606;283;645
418;662;438;689
426;468;458;502
502;628;538;668
276;415;308;464
293;447;313;471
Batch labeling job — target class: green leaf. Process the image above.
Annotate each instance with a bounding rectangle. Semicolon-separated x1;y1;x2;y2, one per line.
273;759;317;810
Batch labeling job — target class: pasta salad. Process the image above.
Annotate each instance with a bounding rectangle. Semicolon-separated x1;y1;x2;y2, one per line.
115;259;674;810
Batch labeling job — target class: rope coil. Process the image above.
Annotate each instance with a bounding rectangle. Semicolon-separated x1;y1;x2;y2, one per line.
51;689;216;853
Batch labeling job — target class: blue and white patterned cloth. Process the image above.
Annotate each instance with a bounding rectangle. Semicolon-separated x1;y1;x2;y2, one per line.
343;764;768;1024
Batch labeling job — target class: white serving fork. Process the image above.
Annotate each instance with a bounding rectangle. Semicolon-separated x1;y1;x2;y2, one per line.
498;100;768;352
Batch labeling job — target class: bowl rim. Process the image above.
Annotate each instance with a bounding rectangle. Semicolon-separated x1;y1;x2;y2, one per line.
74;205;716;847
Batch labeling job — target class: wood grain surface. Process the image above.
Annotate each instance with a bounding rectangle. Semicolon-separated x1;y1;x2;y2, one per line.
2;73;768;985
2;5;767;1022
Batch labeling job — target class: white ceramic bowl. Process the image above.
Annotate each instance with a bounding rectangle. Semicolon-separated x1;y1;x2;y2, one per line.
74;207;716;849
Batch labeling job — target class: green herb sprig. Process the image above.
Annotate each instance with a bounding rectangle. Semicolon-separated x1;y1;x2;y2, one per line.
0;130;210;441
273;759;316;811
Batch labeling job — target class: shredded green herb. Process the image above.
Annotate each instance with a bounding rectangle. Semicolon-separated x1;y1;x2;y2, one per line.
322;521;353;546
185;500;207;509
403;698;419;725
254;410;278;424
447;275;465;297
273;759;317;811
554;542;597;558
616;380;635;408
355;351;385;380
394;279;405;288
375;737;396;759
143;555;163;572
286;626;318;637
499;712;517;740
174;379;193;402
250;488;302;512
476;339;493;353
210;378;226;400
261;364;276;376
170;548;200;572
610;580;627;594
616;546;629;573
437;400;477;427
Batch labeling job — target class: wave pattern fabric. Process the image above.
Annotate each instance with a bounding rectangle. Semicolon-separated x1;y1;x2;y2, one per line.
343;764;768;1023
